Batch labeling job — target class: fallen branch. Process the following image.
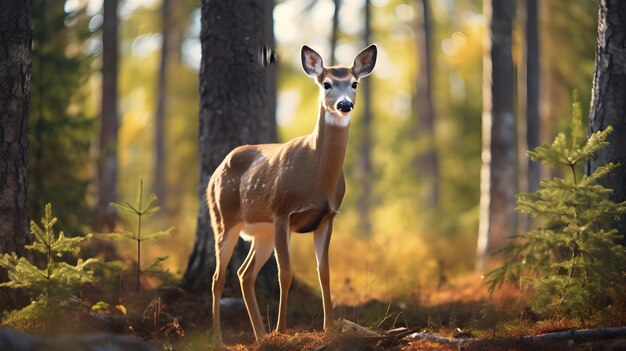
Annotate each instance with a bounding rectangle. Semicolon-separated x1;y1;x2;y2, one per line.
317;319;626;351
410;331;477;345
335;319;379;336
409;326;626;345
521;327;626;342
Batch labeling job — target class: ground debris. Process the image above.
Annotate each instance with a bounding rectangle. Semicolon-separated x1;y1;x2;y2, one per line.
0;327;152;351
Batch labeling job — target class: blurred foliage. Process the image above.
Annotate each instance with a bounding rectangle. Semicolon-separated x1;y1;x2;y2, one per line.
485;98;626;318
540;0;597;135
0;204;97;330
26;0;601;301
29;0;95;235
114;0;199;273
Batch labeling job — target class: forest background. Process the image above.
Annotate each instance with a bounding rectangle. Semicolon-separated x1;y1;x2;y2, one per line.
11;0;602;304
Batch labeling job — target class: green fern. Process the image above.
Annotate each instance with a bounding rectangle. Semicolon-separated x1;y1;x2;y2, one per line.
0;203;96;329
485;96;626;318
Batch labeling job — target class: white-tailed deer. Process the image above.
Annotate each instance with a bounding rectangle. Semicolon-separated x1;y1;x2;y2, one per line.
210;44;377;342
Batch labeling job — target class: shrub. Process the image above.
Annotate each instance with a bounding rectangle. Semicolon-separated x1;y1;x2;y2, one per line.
0;203;97;329
485;98;626;318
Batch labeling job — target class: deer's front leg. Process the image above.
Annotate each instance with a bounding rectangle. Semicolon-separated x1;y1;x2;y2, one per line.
274;216;292;333
314;215;334;331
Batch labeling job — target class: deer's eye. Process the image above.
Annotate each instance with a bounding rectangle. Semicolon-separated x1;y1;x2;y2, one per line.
323;82;331;90
352;82;358;89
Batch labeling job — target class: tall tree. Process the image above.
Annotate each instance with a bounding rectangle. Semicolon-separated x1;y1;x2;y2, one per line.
357;0;373;236
476;0;517;271
414;0;439;208
265;0;277;142
96;0;120;232
517;0;540;232
153;0;170;203
525;0;540;195
0;0;32;257
0;0;32;309
183;0;276;293
586;0;626;238
330;0;341;66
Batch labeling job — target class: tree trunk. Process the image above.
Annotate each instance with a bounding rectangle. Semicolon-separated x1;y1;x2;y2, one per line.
153;0;170;204
96;0;119;232
357;0;373;236
517;0;540;233
414;0;439;208
525;0;540;194
183;0;276;294
586;0;626;239
330;0;341;66
476;0;517;271
265;0;277;143
0;0;32;309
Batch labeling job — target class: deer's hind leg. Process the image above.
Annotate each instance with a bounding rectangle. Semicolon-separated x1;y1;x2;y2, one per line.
274;216;292;333
211;213;242;343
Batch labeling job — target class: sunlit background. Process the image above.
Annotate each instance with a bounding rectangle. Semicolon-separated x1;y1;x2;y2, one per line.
53;0;597;303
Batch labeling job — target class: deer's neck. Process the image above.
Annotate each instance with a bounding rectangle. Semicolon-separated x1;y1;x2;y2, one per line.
309;105;350;188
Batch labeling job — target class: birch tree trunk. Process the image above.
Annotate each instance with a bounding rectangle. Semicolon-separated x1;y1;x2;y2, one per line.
476;0;517;271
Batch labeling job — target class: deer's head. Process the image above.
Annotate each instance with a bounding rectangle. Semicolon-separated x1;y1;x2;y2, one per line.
301;45;377;126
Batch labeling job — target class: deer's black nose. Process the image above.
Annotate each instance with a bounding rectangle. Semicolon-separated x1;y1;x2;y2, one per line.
337;100;354;113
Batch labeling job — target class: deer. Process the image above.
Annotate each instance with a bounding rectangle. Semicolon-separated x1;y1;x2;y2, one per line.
209;44;377;342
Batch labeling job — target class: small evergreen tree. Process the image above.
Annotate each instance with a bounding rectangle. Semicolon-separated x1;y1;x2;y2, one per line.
485;98;626;318
98;179;173;291
0;204;97;329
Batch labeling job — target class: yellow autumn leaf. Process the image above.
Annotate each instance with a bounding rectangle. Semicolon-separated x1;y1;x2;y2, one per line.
116;304;127;315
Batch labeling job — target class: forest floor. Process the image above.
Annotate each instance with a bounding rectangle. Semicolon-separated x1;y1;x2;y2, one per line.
149;274;626;351
3;273;626;350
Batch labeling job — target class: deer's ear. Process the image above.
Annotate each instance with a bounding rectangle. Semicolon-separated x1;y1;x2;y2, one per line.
352;44;377;79
301;45;324;78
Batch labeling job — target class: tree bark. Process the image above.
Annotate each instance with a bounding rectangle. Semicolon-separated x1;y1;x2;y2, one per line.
265;0;277;143
586;0;626;239
525;0;540;195
0;0;31;256
183;0;276;294
153;0;170;204
330;0;341;66
476;0;517;271
414;0;439;208
96;0;119;232
0;0;32;310
357;0;373;236
517;0;540;233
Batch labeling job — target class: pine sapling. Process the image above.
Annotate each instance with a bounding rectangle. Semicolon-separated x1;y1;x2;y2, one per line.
98;178;173;291
485;97;626;318
0;203;97;329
